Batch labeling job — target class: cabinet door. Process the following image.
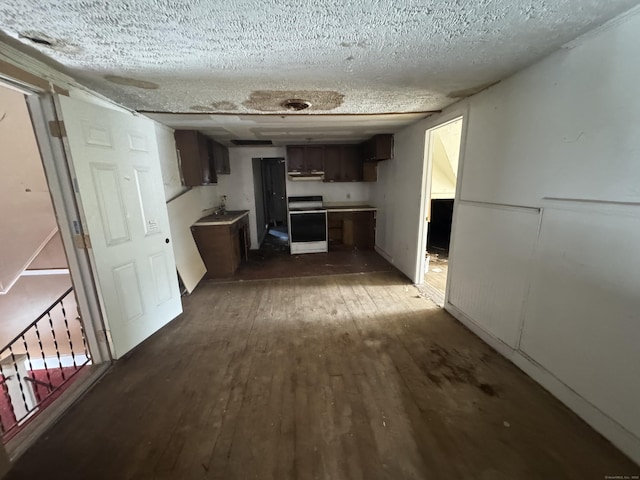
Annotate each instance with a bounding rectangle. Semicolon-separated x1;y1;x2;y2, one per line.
362;137;375;161
327;212;343;245
323;145;342;182
305;146;324;172
199;134;216;184
231;231;241;271
191;225;234;277
175;130;203;186
372;134;394;161
341;145;363;181
363;161;378;182
352;211;375;248
211;140;230;175
287;146;305;172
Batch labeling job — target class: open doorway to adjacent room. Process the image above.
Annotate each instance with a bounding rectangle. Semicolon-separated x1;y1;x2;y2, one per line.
418;117;463;303
0;82;99;446
252;157;288;251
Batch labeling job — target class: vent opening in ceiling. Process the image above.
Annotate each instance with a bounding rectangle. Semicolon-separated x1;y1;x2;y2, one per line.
230;139;273;146
282;99;312;111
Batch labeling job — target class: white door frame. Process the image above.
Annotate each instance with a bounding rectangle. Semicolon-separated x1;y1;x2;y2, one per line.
414;105;469;305
0;77;112;459
0;76;110;364
27;93;112;364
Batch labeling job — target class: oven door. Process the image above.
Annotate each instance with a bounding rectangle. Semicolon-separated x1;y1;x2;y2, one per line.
289;211;327;243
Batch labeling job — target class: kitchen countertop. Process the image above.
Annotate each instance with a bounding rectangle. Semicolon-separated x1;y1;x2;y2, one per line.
324;204;377;213
192;210;250;226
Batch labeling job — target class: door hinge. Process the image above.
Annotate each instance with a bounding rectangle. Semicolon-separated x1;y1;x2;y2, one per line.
48;120;67;138
73;233;92;250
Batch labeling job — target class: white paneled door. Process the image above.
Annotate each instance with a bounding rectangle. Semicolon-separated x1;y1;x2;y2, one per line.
57;96;182;359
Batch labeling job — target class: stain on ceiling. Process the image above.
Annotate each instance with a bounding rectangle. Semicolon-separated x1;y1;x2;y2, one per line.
0;0;637;114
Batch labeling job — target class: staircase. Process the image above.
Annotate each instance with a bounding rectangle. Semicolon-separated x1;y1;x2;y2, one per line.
0;287;91;442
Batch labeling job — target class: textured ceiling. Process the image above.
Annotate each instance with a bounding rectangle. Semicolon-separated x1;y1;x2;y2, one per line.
0;0;637;114
145;112;427;146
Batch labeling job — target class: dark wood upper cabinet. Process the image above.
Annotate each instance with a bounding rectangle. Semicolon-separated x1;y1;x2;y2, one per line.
174;130;216;186
362;134;394;161
286;145;324;173
286;146;306;172
305;146;324;172
323;146;343;181
211;140;230;175
341;145;363;181
323;145;363;182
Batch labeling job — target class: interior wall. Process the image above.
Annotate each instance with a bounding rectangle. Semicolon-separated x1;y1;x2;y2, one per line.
217;146;286;249
286;179;371;204
370;117;429;276
374;6;640;464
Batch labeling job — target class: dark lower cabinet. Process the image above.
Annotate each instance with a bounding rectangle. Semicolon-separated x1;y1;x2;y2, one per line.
327;211;375;249
191;217;250;278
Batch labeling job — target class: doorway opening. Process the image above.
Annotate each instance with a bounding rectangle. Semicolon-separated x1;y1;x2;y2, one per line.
419;117;463;303
252;157;288;251
0;83;97;444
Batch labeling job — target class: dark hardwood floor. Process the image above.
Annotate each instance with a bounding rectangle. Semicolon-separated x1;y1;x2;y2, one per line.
6;272;637;479
210;242;395;283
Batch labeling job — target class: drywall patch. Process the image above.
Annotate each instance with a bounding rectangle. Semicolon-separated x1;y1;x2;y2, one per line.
243;90;344;112
447;81;500;99
104;75;159;90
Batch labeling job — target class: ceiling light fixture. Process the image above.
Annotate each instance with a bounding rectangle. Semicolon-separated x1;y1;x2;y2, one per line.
282;99;312;111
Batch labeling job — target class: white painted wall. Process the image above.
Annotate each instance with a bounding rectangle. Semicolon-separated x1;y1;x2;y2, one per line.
286;179;371;204
371;117;430;276
373;7;640;464
217;146;286;249
219;146;372;249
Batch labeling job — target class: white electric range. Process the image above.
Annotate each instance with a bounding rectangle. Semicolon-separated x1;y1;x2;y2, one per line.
287;195;328;254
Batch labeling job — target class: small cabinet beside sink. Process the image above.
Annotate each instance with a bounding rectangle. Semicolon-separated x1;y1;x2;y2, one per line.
191;211;250;278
